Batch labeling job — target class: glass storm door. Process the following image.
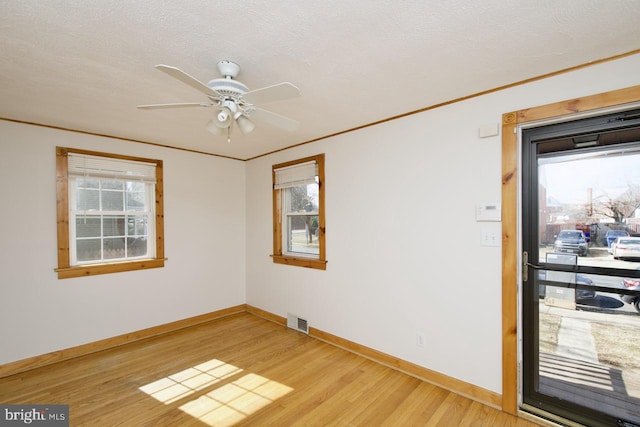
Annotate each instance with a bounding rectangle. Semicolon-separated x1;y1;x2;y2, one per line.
521;109;640;426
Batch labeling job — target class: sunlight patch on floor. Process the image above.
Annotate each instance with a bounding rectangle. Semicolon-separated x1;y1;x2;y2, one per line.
139;359;243;404
139;359;293;426
179;373;293;426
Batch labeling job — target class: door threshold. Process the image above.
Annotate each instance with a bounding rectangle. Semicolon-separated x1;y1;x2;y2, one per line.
520;404;588;427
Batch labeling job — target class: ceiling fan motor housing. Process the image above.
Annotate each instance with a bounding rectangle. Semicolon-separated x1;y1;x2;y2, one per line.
207;78;249;99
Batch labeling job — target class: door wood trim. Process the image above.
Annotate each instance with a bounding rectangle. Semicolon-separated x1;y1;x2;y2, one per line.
501;84;640;414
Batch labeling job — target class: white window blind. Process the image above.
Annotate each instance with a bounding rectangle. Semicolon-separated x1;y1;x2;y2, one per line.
274;160;317;189
68;153;156;183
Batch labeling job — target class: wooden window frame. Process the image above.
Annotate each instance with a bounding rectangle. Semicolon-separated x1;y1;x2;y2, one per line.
55;147;165;279
501;85;640;414
272;154;326;270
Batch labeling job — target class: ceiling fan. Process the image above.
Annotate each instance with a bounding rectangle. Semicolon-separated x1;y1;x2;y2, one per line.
138;60;301;142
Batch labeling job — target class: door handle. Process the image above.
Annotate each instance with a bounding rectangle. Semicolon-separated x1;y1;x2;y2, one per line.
522;250;546;283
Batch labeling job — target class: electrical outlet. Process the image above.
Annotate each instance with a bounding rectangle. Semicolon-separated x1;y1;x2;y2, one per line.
416;332;425;348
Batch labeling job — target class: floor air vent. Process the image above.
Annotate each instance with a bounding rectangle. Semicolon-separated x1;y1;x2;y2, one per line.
287;313;309;334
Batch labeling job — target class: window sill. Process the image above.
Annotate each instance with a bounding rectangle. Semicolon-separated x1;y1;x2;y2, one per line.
271;255;327;270
55;258;166;279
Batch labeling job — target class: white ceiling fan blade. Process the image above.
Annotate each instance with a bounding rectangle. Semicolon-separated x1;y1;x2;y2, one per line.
251;108;300;132
155;64;221;98
243;82;300;105
137;102;214;110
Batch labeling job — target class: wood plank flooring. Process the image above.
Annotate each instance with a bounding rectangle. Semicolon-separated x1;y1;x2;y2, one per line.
0;313;541;426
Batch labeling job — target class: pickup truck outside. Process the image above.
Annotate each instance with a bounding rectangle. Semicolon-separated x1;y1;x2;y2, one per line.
553;229;589;256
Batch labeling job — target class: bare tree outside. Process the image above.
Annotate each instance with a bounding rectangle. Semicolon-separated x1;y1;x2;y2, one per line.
592;184;640;224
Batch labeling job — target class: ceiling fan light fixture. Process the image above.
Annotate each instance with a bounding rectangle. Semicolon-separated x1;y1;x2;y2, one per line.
214;107;233;128
235;113;255;134
206;118;223;135
217;109;230;122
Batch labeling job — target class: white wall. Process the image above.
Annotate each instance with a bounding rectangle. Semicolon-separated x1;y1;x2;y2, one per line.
0;122;246;364
245;53;640;394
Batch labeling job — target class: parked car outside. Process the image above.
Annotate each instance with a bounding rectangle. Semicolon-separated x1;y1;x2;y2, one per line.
606;229;629;253
621;276;640;313
612;236;640;260
553;230;589;256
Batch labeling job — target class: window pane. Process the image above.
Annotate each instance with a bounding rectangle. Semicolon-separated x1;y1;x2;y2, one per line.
287;214;319;255
127;181;145;192
77;238;101;262
284;183;319;256
103;216;125;237
102;190;124;211
102;179;123;190
76;188;100;211
128;237;148;257
77;178;99;189
128;216;148;236
76;217;101;238
126;190;146;211
538;148;640;271
284;184;318;213
104;237;125;259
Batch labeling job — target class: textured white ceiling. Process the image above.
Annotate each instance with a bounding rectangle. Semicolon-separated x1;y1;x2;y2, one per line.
1;0;639;160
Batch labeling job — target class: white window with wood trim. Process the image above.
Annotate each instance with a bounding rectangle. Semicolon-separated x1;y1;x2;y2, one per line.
56;147;165;279
272;154;326;270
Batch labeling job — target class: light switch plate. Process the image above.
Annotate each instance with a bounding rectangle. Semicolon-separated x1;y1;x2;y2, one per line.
481;229;501;247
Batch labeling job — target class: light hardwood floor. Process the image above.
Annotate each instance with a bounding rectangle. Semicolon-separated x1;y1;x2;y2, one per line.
0;313;541;426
